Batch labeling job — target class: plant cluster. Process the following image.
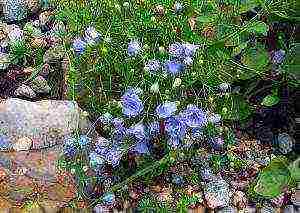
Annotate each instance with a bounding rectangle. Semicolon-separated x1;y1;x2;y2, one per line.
52;0;298;210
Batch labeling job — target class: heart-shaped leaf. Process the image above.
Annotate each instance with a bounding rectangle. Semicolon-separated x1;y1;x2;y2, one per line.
261;94;280;106
247;21;269;36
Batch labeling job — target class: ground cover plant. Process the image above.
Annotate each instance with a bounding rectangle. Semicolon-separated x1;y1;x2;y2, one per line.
10;0;299;211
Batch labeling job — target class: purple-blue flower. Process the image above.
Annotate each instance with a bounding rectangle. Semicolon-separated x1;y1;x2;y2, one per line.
165;60;185;75
89;151;105;167
169;42;184;58
182;43;200;57
156;102;177;119
121;89;144;117
147;121;160;138
127;123;146;141
144;59;160;72
112;117;124;128
79;135;91;147
102;192;115;205
271;49;285;64
181;105;207;128
128;40;142;56
84;26;101;44
133;140;150;154
191;127;204;139
72;38;87;55
208;137;224;150
105;148;123;167
167;137;181;148
0;135;11;150
165;116;187;140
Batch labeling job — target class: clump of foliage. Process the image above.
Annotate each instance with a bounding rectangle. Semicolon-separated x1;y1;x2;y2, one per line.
51;0;297;208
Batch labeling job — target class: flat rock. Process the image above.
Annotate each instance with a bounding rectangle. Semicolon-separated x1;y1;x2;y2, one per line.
0;98;96;150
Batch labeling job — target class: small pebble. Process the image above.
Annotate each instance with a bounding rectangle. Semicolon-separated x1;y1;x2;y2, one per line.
14;84;37;99
13;137;33;151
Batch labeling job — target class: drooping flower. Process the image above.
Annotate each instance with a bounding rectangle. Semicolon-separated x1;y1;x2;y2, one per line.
147;121;160;138
84;26;101;44
181;105;207;128
72;38;87;55
156;102;177;119
271;49;285;64
102;192;115;205
165;116;187;140
165;60;185;75
121;89;144;117
169;42;184;58
133;140;150;154
89;151;105;167
144;59;160;73
105;148;123;167
0;135;11;150
78;135;91;147
127;123;146;141
182;43;200;58
128;40;142;56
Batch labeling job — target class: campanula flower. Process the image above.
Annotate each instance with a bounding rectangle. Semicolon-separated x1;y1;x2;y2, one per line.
165;60;185;75
181;105;207;128
102;192;115;205
147;121;160;138
0;135;11;150
64;144;77;158
105;148;123;167
182;43;200;57
133;140;150;154
208;137;225;150
79;135;91;147
167;137;181;148
127;123;146;141
89;151;105;167
112;117;124;128
144;59;160;73
121;89;144;117
271;49;285;64
191;127;204;139
84;26;101;44
128;40;142;56
173;2;184;13
72;38;87;55
165;116;187;140
156;102;177;119
169;42;184;58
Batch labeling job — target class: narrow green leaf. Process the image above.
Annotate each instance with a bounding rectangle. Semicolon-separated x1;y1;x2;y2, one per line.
261;94;280;106
247;21;269;36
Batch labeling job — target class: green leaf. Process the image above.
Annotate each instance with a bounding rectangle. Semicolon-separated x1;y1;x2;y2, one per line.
247;21;269;36
232;42;248;56
254;156;292;198
239;0;261;13
240;45;270;79
197;15;215;23
261;94;280;106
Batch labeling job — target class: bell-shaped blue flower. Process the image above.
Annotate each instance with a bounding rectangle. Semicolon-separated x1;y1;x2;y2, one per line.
121;89;144;117
155;102;177;119
165;116;187;140
165;60;185;75
181;105;207;128
72;38;87;55
128;40;142;56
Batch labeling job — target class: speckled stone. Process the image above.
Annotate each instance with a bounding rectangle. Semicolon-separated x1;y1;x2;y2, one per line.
0;98;95;150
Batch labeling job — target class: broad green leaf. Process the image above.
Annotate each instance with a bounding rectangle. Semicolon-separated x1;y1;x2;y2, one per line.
254;157;292;198
232;42;248;56
247;21;269;36
197;15;215;23
241;45;269;78
261;94;280;106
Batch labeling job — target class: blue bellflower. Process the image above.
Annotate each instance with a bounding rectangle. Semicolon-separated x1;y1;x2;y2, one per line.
133;140;150;155
84;26;101;44
128;40;142;56
169;42;185;58
121;89;144;117
72;38;87;55
79;135;91;147
102;192;115;205
147;121;160;138
144;59;161;73
181;105;207;128
271;49;285;64
127;123;146;141
0;135;11;151
165;60;185;75
156;102;177;119
165;116;187;140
